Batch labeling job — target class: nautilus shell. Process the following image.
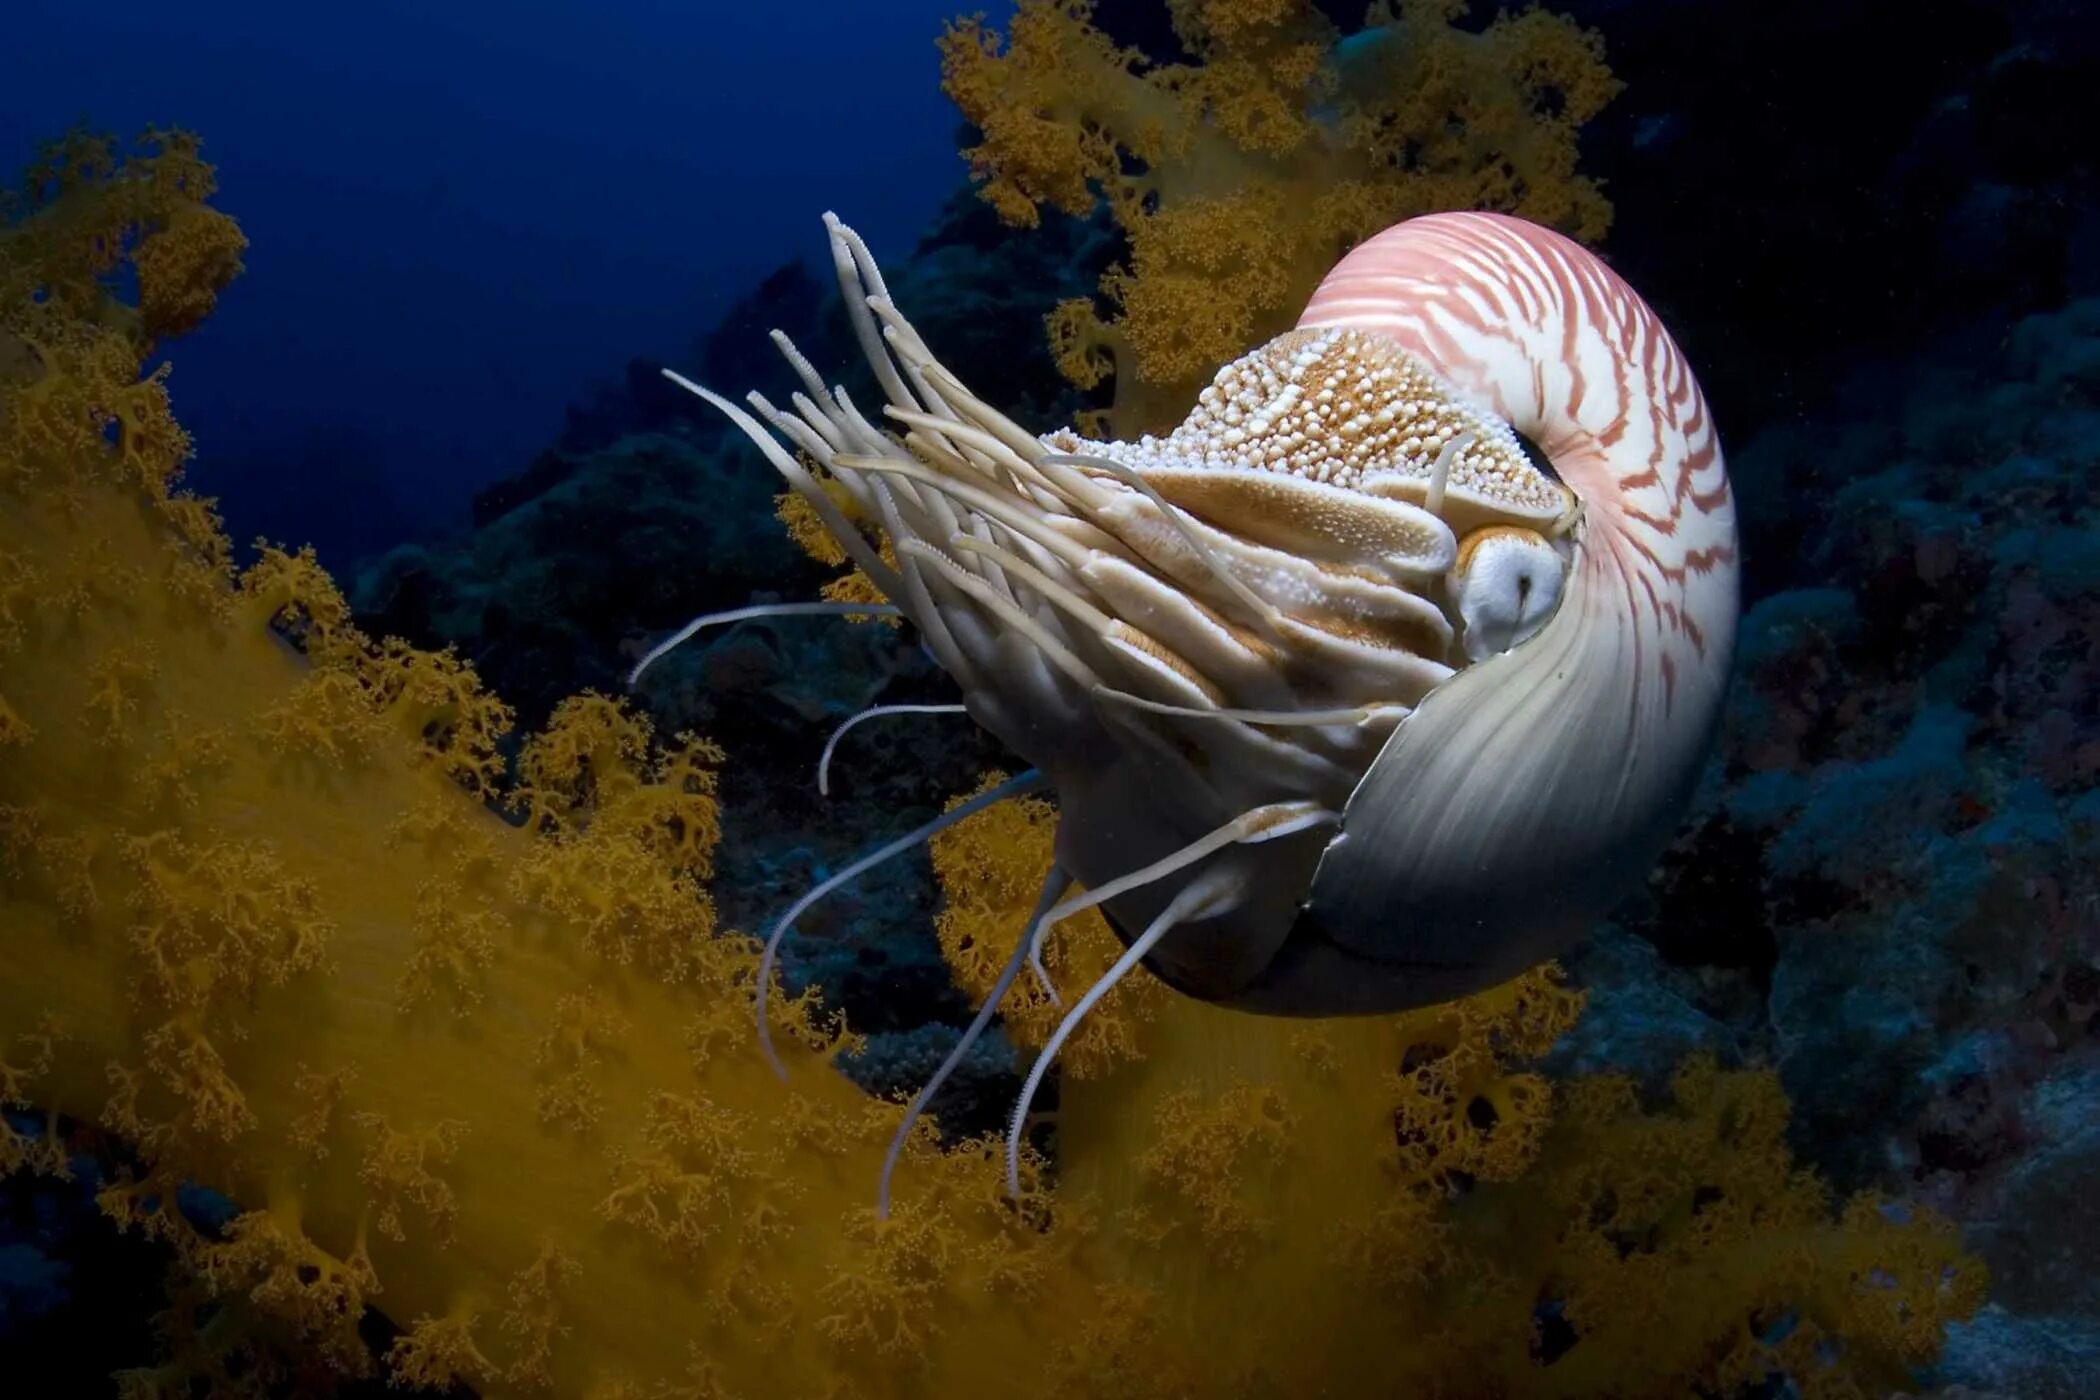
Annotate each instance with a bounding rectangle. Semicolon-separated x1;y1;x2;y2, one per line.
673;210;1736;1030
1283;215;1739;1011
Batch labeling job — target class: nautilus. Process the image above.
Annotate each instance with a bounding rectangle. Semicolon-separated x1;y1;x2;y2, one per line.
635;210;1738;1211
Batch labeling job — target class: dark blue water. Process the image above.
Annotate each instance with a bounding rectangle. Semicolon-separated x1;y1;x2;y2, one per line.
6;0;991;565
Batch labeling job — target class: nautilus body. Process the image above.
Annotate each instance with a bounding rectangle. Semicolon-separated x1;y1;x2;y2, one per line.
646;210;1736;1205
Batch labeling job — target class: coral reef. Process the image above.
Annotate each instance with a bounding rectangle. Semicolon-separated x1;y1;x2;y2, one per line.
0;132;1984;1397
349;186;1102;1024
350;429;1013;1046
940;0;1619;434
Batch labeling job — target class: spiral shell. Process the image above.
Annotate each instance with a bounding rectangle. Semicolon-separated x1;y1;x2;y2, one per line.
1268;213;1740;1011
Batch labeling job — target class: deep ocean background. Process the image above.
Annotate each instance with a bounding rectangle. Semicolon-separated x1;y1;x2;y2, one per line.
6;0;2100;1394
3;0;984;569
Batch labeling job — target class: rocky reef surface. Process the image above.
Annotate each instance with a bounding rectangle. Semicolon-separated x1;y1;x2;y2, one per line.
1563;296;2100;1399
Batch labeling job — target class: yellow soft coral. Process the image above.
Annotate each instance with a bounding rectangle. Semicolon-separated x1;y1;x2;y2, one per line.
1487;1060;1988;1396
1;126;246;343
942;0;1619;435
928;773;1166;1077
932;790;1986;1396
776;482;903;627
1;132;1983;1400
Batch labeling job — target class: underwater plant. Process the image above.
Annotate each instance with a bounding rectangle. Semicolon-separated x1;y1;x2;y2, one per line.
940;0;1621;436
0;129;1984;1398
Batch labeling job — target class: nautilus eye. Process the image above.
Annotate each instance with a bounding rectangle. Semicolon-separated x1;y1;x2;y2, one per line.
1450;526;1566;661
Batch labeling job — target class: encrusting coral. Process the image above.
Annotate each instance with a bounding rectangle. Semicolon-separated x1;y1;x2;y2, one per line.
0;132;1984;1397
940;0;1619;435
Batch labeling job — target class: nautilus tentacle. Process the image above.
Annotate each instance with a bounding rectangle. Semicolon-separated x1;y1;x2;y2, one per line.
1274;212;1740;1010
